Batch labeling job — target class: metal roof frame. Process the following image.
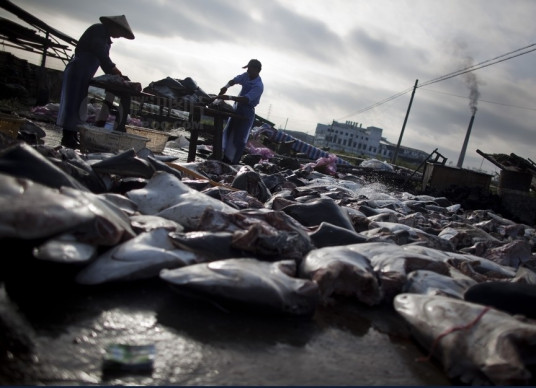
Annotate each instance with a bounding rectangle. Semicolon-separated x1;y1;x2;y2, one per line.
0;0;77;67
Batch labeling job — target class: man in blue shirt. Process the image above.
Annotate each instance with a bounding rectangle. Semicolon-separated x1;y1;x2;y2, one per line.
217;59;264;164
56;15;134;148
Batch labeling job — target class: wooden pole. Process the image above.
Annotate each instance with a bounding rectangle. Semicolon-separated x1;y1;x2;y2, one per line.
392;79;418;164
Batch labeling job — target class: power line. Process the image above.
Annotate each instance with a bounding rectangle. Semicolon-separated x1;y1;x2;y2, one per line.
419;44;536;87
337;86;414;119
420;87;536;111
336;43;536;120
418;43;536;87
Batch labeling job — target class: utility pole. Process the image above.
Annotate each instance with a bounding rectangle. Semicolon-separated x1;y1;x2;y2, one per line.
392;79;418;165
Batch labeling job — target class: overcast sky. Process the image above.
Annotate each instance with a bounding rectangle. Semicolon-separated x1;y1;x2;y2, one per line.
2;0;536;173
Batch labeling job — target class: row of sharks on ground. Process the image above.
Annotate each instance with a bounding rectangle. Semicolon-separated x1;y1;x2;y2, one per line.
0;128;535;386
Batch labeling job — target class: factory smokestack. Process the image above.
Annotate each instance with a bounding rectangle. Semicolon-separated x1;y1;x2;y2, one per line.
457;58;480;169
457;109;477;168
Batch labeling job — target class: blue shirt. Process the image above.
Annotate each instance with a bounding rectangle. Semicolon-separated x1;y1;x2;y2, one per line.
233;72;264;108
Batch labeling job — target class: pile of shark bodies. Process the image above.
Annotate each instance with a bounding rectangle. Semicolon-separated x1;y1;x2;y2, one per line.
1;140;535;386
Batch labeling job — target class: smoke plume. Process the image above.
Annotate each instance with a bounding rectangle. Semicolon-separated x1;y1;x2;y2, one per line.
463;57;480;115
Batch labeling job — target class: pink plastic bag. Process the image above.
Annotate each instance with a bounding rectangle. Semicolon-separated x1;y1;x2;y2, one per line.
302;154;338;175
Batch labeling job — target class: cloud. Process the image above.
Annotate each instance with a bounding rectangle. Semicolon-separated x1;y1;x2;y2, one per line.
3;0;536;172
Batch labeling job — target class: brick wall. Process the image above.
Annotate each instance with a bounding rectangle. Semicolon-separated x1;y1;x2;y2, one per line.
0;51;64;105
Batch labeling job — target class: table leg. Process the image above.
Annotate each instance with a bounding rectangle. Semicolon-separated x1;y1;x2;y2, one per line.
213;115;223;160
95;91;115;127
116;95;131;132
187;107;201;162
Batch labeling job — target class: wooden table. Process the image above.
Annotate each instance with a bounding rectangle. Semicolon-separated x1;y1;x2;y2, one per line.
89;79;153;132
88;82;245;161
186;104;246;162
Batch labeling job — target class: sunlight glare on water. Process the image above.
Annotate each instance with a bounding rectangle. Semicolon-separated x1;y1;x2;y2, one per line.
357;182;392;199
100;309;157;330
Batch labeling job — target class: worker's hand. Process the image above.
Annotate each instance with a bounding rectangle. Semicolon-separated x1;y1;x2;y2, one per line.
218;86;227;96
111;67;123;76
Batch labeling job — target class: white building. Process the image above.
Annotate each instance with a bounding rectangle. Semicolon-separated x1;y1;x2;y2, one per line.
314;120;382;158
314;120;429;163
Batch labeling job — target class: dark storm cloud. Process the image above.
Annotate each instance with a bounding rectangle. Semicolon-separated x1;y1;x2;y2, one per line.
244;2;346;63
348;28;391;58
15;0;243;41
17;0;345;64
148;1;348;64
346;27;430;78
412;97;465;136
477;104;534;145
124;0;245;41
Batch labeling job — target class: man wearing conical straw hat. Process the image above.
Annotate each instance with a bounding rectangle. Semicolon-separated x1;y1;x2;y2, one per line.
56;15;135;148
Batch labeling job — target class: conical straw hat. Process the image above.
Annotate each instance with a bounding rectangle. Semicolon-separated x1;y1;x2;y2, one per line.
99;15;135;40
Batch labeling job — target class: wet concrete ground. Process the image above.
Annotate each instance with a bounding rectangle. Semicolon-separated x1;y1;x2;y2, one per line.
0;121;453;386
0;277;451;386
